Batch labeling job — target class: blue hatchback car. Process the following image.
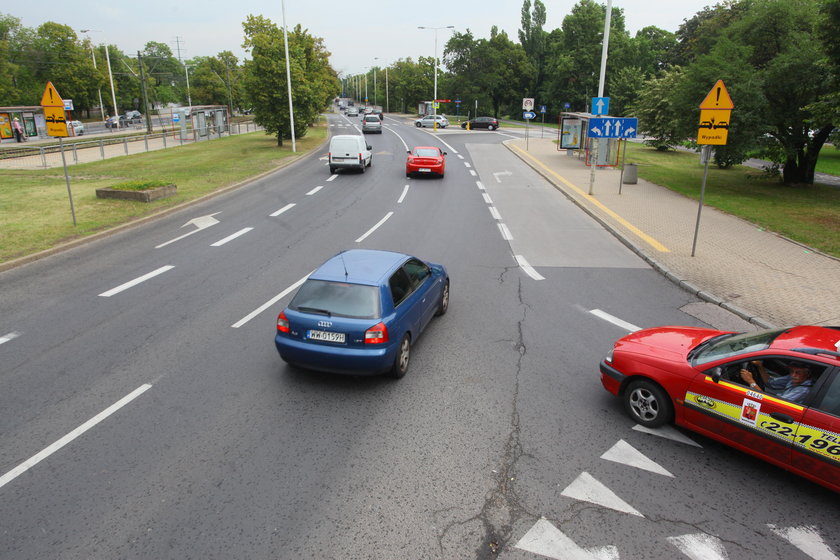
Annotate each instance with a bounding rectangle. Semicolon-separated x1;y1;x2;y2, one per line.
275;249;450;378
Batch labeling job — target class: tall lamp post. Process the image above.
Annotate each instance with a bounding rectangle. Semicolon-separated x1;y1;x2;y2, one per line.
418;25;453;127
281;0;296;152
80;30;106;122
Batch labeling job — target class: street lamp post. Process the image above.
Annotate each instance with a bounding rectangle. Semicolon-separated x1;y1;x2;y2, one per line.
418;25;453;129
81;30;106;122
281;0;296;152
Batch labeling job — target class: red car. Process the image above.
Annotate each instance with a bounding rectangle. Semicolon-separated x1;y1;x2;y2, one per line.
406;146;446;178
600;325;840;492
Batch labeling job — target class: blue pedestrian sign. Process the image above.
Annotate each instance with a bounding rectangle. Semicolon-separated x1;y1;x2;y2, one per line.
591;97;610;116
539;105;547;113
523;111;536;120
588;117;638;138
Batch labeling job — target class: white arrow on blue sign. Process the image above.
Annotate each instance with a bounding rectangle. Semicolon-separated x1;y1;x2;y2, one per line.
591;97;609;116
523;111;536;120
588;117;638;138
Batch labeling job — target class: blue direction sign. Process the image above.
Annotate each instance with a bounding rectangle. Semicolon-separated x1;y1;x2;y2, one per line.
591;96;610;115
588;117;638;138
523;111;536;120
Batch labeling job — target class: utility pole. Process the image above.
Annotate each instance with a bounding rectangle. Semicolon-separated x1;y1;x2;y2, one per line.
137;51;152;133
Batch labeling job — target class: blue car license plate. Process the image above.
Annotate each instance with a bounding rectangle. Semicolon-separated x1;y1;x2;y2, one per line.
308;330;345;343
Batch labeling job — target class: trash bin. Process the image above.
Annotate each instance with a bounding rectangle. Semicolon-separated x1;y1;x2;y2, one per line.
622;163;638;184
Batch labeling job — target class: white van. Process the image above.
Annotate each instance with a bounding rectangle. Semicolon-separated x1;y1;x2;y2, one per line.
328;135;372;174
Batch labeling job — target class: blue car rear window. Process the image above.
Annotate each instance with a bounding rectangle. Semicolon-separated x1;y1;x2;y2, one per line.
290;279;380;319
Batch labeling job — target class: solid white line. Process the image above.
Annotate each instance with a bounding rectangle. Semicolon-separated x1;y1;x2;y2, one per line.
306;186;323;195
498;223;513;240
515;255;544;280
398;185;410;204
469;170;477;176
0;331;21;345
476;181;485;190
327;174;337;182
211;227;254;247
489;206;502;220
231;274;309;328
589;309;641;332
386;127;410;151
0;384;152;490
482;193;493;204
270;203;296;217
356;212;394;243
98;266;175;297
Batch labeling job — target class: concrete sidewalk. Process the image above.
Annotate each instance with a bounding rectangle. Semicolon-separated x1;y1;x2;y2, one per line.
505;137;840;328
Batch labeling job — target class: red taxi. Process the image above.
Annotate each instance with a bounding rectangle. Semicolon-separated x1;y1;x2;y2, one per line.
600;325;840;492
406;146;446;178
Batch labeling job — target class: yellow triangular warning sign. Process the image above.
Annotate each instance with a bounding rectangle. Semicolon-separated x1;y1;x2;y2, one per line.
40;81;63;107
699;80;734;110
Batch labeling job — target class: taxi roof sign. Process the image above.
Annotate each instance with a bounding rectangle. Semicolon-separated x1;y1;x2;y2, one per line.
699;80;734;110
41;81;63;107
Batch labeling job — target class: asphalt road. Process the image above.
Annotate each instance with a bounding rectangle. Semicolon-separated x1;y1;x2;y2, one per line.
0;112;837;559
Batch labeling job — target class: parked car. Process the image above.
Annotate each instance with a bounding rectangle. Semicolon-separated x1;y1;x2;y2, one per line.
328;134;372;174
275;249;450;378
361;114;383;134
600;325;840;493
415;115;449;128
406;146;446;178
66;120;84;136
105;115;126;129
346;107;359;117
461;116;499;130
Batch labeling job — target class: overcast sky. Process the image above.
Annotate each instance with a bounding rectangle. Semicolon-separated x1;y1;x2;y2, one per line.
9;0;714;75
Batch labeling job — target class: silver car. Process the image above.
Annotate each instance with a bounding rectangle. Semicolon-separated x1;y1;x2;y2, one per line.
346;107;359;117
362;114;382;134
414;115;449;128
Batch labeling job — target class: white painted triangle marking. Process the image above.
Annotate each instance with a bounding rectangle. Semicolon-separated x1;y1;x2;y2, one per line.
515;518;612;560
667;533;728;560
601;439;674;477
561;472;644;517
768;525;839;560
633;424;702;447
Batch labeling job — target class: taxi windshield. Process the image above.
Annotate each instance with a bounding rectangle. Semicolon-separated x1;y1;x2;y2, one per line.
691;328;786;365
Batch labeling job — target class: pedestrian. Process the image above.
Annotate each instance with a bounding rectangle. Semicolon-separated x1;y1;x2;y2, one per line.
12;117;24;142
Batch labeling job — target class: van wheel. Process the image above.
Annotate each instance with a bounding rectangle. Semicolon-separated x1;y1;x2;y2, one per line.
360;163;366;173
367;156;372;167
329;167;336;174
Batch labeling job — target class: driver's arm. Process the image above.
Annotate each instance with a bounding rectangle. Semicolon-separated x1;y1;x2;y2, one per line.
740;361;769;389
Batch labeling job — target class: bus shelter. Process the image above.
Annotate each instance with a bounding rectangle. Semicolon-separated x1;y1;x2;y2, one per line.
557;111;621;167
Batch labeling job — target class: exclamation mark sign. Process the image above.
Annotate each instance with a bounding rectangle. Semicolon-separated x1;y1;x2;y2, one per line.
716;87;721;106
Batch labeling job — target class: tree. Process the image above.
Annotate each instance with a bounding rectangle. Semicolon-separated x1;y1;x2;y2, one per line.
518;0;547;97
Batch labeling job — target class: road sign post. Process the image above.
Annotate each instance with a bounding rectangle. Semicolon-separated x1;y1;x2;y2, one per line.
41;81;76;225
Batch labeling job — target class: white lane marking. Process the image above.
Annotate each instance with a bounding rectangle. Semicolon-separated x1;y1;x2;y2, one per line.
666;534;728;560
516;518;612;560
231;274;309;328
0;384;152;490
270;203;296;217
0;331;21;345
498;223;513;240
211;227;254;247
561;471;645;517
435;136;458;155
469;170;477;176
515;255;545;281
306;186;323;195
488;207;501;220
457;154;464;160
386;126;410;151
601;439;674;477
476;180;485;191
99;266;175;297
632;424;703;447
482;193;493;204
398;185;410;204
589;309;641;332
768;525;838;560
327;174;337;182
464;162;472;168
356;212;394;243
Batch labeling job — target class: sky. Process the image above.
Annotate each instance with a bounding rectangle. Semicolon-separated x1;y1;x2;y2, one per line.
8;0;715;75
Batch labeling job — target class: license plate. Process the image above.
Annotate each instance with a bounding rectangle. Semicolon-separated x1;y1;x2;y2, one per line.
308;330;345;343
419;168;431;172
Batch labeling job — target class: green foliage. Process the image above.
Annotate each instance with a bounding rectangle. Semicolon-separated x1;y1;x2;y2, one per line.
110;180;170;191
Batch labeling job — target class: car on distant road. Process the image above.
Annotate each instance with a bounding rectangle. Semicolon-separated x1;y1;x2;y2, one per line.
105;115;126;129
275;249;450;378
415;115;449;128
125;110;143;124
361;114;382;134
406;146;446;178
346;106;359;117
371;108;383;121
66;120;84;136
600;325;840;493
461;116;499;130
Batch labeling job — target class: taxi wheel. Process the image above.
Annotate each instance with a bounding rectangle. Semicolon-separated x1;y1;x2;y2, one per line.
389;334;411;379
623;379;673;428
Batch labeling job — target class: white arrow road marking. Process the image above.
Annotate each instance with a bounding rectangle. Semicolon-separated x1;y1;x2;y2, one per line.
232;274;310;328
493;170;512;182
633;425;703;447
768;525;839;560
306;186;323;195
99;265;175;297
270;203;296;217
561;472;644;517
0;331;21;346
155;212;220;248
589;309;641;332
667;533;728;560
0;383;152;490
515;518;617;560
356;212;394;243
211;227;253;247
601;439;674;477
515;255;544;281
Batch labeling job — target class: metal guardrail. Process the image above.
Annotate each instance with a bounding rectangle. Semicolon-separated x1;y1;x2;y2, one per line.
0;122;264;169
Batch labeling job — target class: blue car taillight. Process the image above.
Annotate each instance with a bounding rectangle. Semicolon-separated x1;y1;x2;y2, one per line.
365;322;389;344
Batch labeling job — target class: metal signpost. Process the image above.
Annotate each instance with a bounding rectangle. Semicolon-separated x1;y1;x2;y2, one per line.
522;98;535;149
540;105;547;138
41;81;76;225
